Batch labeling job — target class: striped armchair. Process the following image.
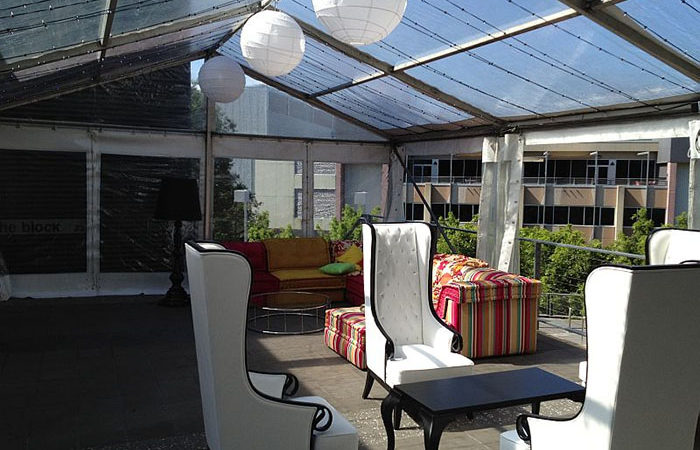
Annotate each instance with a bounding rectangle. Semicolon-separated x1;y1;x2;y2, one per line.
433;256;541;359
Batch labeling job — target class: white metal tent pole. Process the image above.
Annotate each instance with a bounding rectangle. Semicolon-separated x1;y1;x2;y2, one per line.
498;135;523;272
688;121;700;229
203;98;216;239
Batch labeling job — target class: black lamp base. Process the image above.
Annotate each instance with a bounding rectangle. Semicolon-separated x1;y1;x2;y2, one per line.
159;219;189;308
158;285;189;307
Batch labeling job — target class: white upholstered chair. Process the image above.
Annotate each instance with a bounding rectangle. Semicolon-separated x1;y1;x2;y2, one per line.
501;263;700;450
361;222;474;402
185;241;358;450
646;227;700;265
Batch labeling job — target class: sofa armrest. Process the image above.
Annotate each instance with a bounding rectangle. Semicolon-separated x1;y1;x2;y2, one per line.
446;269;542;304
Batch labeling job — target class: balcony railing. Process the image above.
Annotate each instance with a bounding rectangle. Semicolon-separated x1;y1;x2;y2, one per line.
409;176;667;187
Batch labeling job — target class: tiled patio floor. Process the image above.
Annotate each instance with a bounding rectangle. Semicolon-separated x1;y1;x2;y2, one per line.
0;296;586;450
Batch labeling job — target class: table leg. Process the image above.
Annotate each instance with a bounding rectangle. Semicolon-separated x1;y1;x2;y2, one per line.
381;391;401;450
420;411;450;450
532;401;541;415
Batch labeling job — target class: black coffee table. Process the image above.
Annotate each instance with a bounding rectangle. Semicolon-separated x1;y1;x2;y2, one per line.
380;367;585;450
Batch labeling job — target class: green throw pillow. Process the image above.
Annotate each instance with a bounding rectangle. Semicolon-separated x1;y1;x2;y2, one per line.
319;262;356;275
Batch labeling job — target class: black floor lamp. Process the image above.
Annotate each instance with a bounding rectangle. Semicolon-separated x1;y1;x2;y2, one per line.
155;177;202;307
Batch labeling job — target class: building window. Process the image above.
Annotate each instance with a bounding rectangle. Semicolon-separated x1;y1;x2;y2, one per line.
600;208;614;226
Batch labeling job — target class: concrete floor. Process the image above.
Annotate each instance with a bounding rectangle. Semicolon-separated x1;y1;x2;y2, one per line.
0;296;586;450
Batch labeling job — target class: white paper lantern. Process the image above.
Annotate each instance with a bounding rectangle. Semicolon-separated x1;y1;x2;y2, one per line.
312;0;407;46
197;56;246;103
240;10;305;77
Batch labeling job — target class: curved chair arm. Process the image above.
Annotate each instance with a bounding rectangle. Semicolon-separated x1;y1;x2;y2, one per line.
516;412;574;442
249;371;299;398
288;398;334;432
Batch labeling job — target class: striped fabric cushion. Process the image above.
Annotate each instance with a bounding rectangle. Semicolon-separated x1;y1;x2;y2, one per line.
324;307;366;370
432;253;489;306
437;269;541;359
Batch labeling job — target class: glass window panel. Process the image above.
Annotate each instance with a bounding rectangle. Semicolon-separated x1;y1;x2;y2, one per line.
553;206;568;225
618;0;700;64
569;206;584;225
318;77;471;130
213;157;253;241
523;206;539;224
111;0;256;35
412;204;424;221
406;16;698;117
600;207;614;226
0;0;105;63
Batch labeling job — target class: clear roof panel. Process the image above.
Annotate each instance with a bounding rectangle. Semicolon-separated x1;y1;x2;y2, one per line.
318;76;471;130
1;27;222;109
220;34;380;95
108;19;243;58
618;0;700;64
406;16;700;118
111;0;257;36
278;0;569;66
0;0;106;63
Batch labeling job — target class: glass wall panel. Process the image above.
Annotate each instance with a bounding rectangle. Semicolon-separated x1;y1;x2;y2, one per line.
100;155;200;272
0;150;86;274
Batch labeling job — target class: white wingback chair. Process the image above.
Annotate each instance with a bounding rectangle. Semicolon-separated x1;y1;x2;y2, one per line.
185;241;358;450
361;222;474;399
501;263;700;450
646;227;700;265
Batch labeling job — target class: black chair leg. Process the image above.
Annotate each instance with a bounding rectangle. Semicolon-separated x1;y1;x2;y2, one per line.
393;405;402;430
362;372;374;399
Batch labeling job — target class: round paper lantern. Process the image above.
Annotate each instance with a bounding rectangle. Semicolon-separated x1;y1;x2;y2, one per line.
312;0;407;46
197;56;246;103
240;10;305;77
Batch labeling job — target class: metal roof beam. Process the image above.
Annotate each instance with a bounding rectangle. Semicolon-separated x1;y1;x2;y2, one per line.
98;0;120;62
234;64;391;140
558;0;700;82
293;18;505;126
0;1;262;74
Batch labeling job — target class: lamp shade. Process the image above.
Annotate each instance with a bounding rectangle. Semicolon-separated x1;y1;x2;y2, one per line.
312;0;407;46
240;10;305;77
198;56;246;103
154;178;202;221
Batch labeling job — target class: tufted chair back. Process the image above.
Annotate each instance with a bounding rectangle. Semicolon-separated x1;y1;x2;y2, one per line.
371;222;432;345
362;222;472;388
646;227;700;265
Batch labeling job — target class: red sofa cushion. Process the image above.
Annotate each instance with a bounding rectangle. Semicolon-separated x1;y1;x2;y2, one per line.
345;274;364;306
221;241;268;272
251;271;280;297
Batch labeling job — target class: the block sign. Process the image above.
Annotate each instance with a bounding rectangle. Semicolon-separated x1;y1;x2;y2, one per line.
0;219;85;235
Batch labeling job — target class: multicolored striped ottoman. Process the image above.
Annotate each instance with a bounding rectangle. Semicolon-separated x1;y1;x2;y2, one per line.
324;306;366;370
436;267;541;359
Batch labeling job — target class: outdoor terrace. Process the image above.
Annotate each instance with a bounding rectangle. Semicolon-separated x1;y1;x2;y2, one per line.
0;295;585;450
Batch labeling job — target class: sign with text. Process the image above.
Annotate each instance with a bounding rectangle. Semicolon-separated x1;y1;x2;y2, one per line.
0;219;85;235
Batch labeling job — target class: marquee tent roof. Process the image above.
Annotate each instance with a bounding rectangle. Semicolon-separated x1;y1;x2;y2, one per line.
1;0;698;142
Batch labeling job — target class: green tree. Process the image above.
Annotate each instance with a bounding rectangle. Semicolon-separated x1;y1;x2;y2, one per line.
519;226;556;279
316;204;382;241
605;208;654;264
435;212;478;256
247;210;297;241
